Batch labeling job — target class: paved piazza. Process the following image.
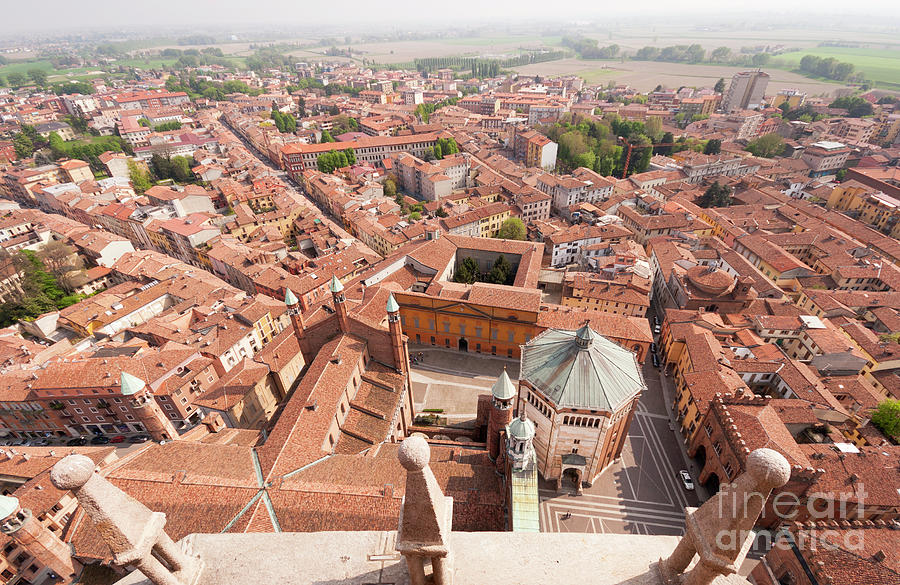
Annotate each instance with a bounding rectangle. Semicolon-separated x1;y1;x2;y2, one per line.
409;345;701;535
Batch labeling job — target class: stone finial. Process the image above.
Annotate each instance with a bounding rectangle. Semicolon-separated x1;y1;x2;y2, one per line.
50;455;203;585
396;436;453;585
659;448;790;585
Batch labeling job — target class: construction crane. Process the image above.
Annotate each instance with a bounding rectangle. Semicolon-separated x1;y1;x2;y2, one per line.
619;137;678;178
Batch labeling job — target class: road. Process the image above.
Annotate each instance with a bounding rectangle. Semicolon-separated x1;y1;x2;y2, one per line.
217;116;359;244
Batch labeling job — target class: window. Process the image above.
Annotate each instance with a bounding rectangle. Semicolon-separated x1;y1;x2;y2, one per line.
113;398;122;404
67;400;76;405
120;406;128;412
83;399;91;404
74;408;83;414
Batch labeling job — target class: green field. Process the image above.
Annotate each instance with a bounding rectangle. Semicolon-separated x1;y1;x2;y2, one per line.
772;46;900;88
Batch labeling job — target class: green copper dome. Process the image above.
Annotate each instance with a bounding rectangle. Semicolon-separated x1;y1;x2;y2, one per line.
520;326;645;412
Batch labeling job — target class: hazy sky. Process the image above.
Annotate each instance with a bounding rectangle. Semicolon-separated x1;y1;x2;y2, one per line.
2;0;900;34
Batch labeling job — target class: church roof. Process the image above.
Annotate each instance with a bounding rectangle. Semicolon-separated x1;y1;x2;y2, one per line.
520;327;644;411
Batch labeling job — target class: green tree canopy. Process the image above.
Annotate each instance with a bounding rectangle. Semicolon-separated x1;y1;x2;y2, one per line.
698;181;734;208
128;160;152;193
496;217;526;240
27;69;48;86
745;133;785;158
871;399;900;441
703;139;722;155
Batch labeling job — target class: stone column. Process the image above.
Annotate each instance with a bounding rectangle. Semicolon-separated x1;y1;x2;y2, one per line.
396;435;453;585
659;448;791;585
0;495;81;584
50;454;204;585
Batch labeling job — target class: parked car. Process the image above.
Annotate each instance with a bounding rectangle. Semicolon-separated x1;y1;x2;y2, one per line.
652;354;660;368
650;342;657;354
653;315;660;327
90;435;110;445
28;438;51;446
110;435;127;444
653;325;661;335
128;434;151;443
66;436;88;446
679;470;695;491
8;438;28;446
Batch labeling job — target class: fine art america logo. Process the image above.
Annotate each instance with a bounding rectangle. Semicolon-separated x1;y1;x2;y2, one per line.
715;481;872;552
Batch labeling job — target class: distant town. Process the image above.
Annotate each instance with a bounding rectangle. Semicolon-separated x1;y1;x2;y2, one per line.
0;24;898;585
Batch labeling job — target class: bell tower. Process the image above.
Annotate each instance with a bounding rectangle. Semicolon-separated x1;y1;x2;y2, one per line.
330;275;350;333
386;293;407;375
284;288;304;342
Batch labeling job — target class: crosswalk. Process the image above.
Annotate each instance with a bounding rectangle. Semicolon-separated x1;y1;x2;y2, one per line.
539;408;693;536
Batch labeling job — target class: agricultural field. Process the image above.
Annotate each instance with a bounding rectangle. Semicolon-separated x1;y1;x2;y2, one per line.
770;46;900;88
290;35;562;65
511;58;854;96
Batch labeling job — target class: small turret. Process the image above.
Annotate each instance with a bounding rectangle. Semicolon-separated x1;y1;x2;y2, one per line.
122;373;179;442
487;369;516;462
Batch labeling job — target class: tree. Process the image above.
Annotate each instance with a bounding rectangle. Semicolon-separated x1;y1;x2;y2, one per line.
703;139;722;155
714;77;726;93
13;133;34;158
871;399;900;441
6;72;26;88
698;181;733;208
454;257;480;284
745;133;785;158
496;217;526;240
829;96;874;118
433;144;443;160
320;130;335;143
408;211;422;221
487;255;513;285
128;160;152;193
383;178;397;198
645;116;663;143
27;69;48;86
36;241;82;292
171;156;193;182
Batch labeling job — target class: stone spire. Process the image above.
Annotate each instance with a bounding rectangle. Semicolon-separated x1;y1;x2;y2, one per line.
0;494;82;583
386;293;407;375
487;368;515;462
121;372;180;442
330;275;350;333
396;436;453;585
659;448;791;585
284;288;304;343
50;454;203;585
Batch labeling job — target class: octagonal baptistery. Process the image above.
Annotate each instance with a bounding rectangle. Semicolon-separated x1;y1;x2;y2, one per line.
517;324;646;492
